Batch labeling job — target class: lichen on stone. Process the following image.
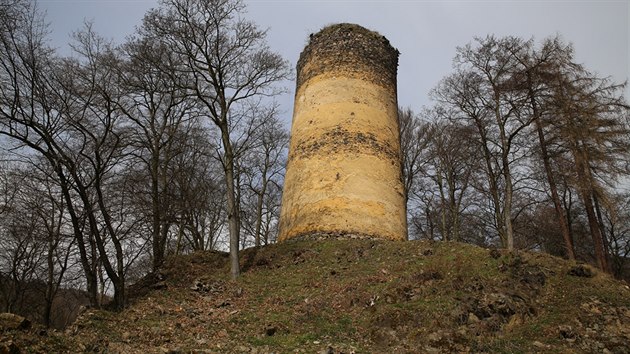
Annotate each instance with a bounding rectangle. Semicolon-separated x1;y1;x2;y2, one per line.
291;125;398;161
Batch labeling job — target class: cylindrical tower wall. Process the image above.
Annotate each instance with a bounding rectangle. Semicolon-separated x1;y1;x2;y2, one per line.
279;23;407;241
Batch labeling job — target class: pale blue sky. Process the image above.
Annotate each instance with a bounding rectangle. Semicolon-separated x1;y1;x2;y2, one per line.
39;0;629;123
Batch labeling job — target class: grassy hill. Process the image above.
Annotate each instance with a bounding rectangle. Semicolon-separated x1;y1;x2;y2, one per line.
2;239;630;353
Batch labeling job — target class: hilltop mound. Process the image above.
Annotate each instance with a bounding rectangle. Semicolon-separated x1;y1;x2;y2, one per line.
2;239;630;353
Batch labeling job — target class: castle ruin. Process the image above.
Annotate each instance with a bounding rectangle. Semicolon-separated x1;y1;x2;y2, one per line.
278;23;407;241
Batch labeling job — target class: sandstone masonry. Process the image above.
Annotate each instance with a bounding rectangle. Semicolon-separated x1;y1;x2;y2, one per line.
279;23;407;241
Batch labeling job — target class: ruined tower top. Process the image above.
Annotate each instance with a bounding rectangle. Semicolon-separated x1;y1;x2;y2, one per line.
297;23;399;89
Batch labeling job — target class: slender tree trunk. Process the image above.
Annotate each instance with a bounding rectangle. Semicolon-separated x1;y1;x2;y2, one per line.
254;188;265;248
503;160;514;250
220;125;240;279
68;168;121;309
454;166;472;243
436;172;449;241
562;186;576;248
254;154;270;248
473;118;506;244
151;151;163;270
55;167;98;307
527;74;575;259
425;204;435;240
581;190;609;271
66;162;123;310
45;237;70;328
448;177;459;242
94;174;126;310
97;261;105;307
44;236;54;328
175;224;184;255
43;192;64;327
572;148;609;271
593;193;612;273
534;118;575;259
495;94;514;250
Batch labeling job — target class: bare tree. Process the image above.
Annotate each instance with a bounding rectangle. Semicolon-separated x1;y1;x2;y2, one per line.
400;105;482;243
0;162;75;327
240;113;288;248
0;5;134;308
0;1;103;307
548;64;629;272
0;159;17;217
398;107;428;209
59;24;137;309
171;125;226;253
500;36;579;259
424;33;629;270
423;110;478;242
433;36;537;250
142;0;291;278
117;31;200;271
0;166;45;314
602;193;630;278
14;165;74;327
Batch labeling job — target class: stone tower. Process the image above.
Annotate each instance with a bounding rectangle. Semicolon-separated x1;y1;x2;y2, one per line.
278;23;407;241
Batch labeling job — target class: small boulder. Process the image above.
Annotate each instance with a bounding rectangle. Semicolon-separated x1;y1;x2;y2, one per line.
559;325;578;341
318;347;334;354
467;312;480;323
568;265;593;278
521;269;546;287
151;281;168;290
190;279;208;292
265;325;277;336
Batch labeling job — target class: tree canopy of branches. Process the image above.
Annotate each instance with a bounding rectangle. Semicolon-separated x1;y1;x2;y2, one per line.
2;0;629;327
0;0;291;319
140;0;291;279
408;35;629;273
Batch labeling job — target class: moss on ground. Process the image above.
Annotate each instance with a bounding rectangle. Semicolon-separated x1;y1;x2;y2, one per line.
2;239;629;353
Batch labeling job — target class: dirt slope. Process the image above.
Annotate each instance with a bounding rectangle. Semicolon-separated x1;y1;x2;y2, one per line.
2;239;630;353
